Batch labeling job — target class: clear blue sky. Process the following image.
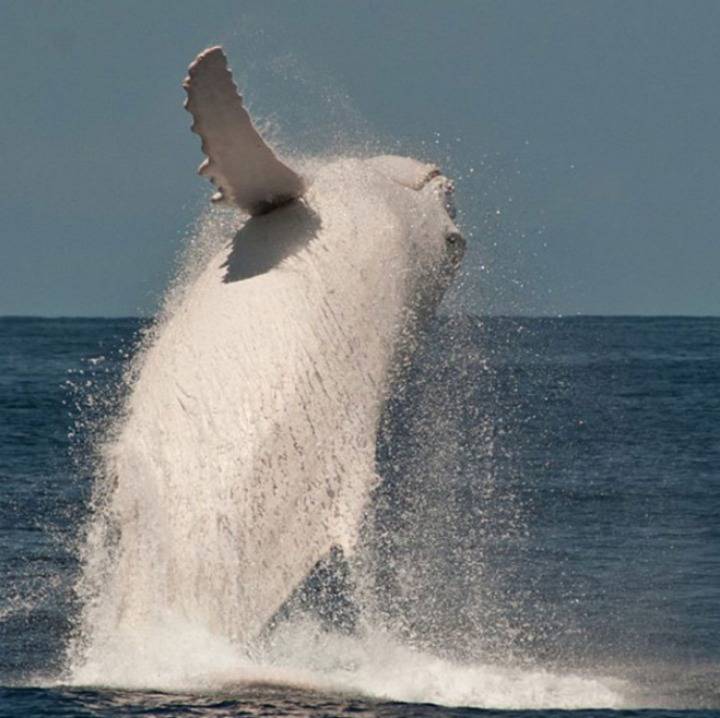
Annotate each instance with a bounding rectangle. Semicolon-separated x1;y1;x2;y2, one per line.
1;0;718;316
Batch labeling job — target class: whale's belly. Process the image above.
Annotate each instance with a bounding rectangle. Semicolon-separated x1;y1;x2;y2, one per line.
104;175;412;643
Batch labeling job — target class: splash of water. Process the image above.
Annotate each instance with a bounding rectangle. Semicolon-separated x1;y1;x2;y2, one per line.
68;617;626;710
64;155;627;710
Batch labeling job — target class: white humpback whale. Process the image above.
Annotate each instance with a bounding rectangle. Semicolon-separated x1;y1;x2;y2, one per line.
71;47;464;676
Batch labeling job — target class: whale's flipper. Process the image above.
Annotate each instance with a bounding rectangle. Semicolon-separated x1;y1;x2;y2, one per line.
184;46;305;215
264;545;358;637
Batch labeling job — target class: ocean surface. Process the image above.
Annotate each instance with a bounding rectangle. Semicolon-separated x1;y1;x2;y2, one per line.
0;315;718;717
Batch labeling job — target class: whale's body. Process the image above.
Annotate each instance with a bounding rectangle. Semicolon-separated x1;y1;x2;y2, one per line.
71;49;462;679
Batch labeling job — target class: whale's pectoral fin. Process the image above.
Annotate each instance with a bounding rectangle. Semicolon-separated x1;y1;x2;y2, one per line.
265;546;358;636
183;46;305;216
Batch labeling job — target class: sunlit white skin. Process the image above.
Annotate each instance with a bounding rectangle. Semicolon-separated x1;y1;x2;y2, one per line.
71;156;462;682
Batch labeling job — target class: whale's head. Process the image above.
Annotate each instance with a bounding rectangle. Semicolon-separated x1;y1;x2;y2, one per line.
416;165;465;271
363;154;465;309
367;154;464;251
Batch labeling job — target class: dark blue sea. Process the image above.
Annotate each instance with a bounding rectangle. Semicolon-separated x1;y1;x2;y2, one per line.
0;316;718;717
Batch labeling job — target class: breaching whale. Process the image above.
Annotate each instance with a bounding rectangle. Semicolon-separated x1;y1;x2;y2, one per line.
71;46;464;675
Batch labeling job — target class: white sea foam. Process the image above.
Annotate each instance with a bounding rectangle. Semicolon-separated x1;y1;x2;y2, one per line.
69;615;625;708
257;620;628;709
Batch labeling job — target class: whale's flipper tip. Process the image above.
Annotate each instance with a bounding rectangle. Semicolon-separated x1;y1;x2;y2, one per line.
184;46;305;216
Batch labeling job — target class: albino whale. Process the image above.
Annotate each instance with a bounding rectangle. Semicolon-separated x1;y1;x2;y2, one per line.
70;46;464;680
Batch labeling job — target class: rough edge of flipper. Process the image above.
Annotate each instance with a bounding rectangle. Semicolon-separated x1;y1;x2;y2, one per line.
183;46;306;216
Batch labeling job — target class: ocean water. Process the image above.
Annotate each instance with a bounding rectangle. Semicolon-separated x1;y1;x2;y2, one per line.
0;315;718;717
